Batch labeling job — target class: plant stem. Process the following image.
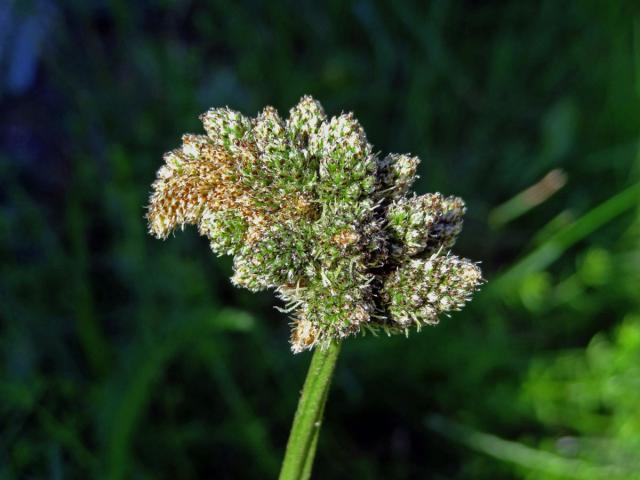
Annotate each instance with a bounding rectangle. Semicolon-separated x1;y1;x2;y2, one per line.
279;341;341;480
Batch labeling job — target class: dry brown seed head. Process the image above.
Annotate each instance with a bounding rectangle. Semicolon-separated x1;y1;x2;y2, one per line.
332;228;360;248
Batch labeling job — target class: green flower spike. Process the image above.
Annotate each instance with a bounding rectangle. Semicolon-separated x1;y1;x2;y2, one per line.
147;95;482;353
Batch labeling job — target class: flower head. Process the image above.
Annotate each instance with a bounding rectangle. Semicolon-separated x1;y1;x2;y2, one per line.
147;96;483;353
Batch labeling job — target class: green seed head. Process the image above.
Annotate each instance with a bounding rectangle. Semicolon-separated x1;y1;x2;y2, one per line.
147;96;483;353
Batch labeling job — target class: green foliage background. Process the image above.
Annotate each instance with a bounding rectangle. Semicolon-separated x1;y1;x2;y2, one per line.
1;1;639;478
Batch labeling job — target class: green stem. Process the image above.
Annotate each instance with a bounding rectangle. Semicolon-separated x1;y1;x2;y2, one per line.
279;341;341;480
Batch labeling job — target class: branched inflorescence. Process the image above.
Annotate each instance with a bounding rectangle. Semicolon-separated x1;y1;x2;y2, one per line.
148;96;482;353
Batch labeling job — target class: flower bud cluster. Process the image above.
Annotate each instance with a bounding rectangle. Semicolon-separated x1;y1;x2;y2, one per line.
386;193;466;258
148;96;482;352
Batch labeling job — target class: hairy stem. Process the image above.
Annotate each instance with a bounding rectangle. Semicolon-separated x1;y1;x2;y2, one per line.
279;341;341;480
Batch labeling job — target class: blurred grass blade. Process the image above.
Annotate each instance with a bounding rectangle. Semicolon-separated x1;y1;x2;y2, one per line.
527;209;574;248
195;338;280;476
105;308;254;480
491;182;640;292
490;169;567;228
426;415;636;480
66;174;110;375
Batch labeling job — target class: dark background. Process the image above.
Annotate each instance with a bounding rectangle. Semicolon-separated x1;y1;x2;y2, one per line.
2;1;640;478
